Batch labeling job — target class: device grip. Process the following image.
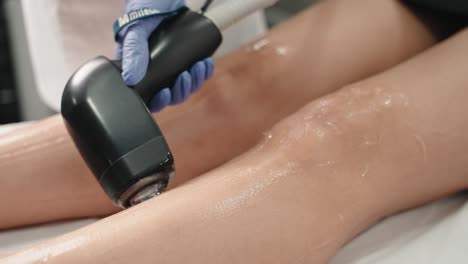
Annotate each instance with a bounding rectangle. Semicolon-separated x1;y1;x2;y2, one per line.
113;10;222;105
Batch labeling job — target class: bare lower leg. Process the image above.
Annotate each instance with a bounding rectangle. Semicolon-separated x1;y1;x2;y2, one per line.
0;0;436;229
5;26;468;264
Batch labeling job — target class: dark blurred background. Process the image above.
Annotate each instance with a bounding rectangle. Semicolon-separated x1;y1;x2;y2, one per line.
0;3;19;124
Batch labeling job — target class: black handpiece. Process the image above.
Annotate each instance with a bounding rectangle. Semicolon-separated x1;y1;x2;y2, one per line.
61;10;223;208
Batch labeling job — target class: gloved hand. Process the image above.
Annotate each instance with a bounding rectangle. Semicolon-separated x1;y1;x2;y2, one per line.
116;0;215;112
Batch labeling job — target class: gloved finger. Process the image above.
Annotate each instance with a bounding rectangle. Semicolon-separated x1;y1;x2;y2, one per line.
171;71;192;105
180;71;193;102
190;61;206;93
204;58;215;80
149;88;171;112
121;25;150;86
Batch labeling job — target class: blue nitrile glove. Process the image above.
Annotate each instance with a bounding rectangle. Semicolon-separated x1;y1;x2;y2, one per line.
115;0;215;112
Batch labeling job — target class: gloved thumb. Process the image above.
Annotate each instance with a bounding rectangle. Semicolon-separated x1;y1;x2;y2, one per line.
121;25;150;86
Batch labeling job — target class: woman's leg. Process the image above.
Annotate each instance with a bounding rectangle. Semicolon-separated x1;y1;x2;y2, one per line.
0;0;436;229
4;26;468;264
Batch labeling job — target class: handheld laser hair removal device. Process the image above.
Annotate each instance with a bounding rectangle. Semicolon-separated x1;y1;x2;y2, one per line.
61;0;279;208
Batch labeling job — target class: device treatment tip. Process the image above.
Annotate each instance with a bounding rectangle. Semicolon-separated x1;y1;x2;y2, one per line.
129;181;168;207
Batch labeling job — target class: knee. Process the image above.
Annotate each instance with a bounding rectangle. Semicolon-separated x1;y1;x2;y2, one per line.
261;82;410;163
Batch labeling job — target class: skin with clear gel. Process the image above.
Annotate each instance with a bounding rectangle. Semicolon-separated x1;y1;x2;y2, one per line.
0;0;436;229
